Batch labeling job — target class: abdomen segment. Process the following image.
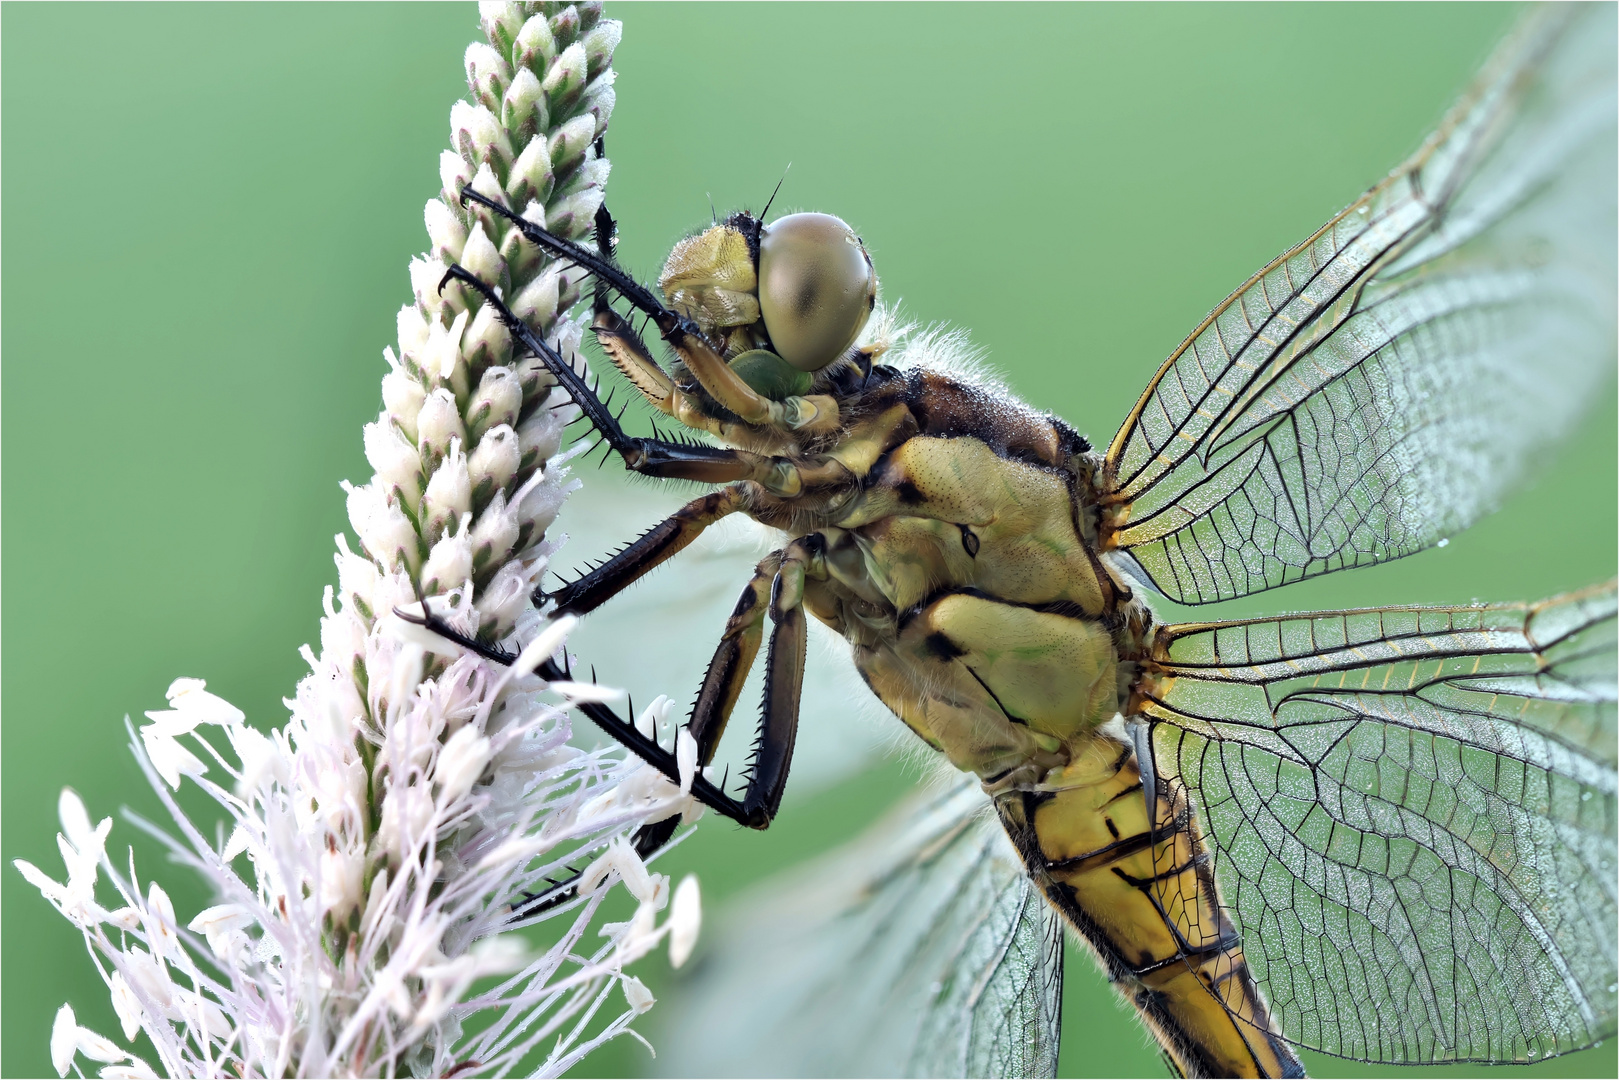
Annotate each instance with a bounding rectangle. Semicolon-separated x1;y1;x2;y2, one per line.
996;731;1304;1078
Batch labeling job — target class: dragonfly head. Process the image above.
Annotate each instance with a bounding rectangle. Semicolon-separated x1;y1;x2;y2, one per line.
658;210;877;391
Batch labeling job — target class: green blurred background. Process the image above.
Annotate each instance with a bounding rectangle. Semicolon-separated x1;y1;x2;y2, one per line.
3;4;1613;1077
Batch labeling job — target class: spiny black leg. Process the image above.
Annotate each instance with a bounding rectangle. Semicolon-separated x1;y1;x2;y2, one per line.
461;187;674;327
687;552;782;764
392;605;752;826
439;263;750;484
546;486;747;615
738;541;817;826
512;815;681;921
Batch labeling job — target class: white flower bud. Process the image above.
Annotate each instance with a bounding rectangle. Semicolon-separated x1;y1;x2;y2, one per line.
518;469;576;540
517;406;566;467
556;155;609;200
472;558;533;640
424;198;467;264
410;255;450;318
503;65;547;141
397;305;431;368
460;221;504;290
469;423;520;496
349;482;420;574
511;264;561;325
421;522;473;596
437;724;493;804
363;418;422;508
506;136;554;207
479;2;524;51
381;362;426;440
461;300;510;371
335;535;381;618
580;78;616;131
469;490;520;574
439;148;473;207
515;13;558;70
468;366;522;440
547;112;596;174
422;440;472;547
416;388;467;468
450;99;512;171
668;874;701;968
583;20;621;79
541;42;587;104
467;160;506;208
464;41;511;110
547;186;604;237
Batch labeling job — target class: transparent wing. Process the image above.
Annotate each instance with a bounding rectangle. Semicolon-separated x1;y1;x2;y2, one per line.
1101;4;1618;604
655;776;1063;1079
1132;581;1618;1063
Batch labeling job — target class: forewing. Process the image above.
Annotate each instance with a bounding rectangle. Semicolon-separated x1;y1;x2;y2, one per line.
1133;582;1618;1063
655;776;1063;1079
1102;4;1618;604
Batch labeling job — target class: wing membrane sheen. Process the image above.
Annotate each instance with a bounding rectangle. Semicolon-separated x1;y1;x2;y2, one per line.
1134;582;1618;1063
1102;3;1617;604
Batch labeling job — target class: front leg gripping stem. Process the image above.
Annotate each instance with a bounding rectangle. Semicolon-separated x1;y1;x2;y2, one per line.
438;263;755;485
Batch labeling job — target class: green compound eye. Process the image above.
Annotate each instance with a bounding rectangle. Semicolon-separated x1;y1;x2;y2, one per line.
757;212;877;372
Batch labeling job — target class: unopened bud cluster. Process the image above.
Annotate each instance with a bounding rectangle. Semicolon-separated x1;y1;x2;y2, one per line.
353;0;620;649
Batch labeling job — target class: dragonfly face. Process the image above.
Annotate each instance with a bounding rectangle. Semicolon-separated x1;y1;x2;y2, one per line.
422;5;1618;1077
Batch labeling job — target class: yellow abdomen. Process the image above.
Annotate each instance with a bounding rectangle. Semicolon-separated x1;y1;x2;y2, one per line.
996;731;1304;1079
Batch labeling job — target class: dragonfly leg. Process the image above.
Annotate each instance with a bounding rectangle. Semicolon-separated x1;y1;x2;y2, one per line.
544;485;749;615
736;534;823;826
687;550;785;765
393;604;755;829
439;262;759;485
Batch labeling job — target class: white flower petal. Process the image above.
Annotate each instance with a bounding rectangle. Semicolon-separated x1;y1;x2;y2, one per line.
668;875;702;969
436;725;493;804
57;789;95;851
675;728;699;795
14;859;65;903
109;972;142;1041
140;729;206;790
74;1023;128;1064
100;1060;159;1080
51;1004;76;1076
621;975;654;1015
550;680;623;704
510;614;577;680
165;678;245;727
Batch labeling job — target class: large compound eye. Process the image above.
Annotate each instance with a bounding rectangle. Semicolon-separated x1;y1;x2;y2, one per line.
757;212;876;372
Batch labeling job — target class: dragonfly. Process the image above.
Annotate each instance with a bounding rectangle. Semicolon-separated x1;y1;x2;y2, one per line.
415;4;1617;1076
